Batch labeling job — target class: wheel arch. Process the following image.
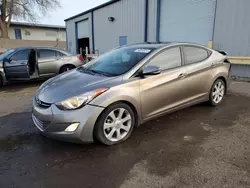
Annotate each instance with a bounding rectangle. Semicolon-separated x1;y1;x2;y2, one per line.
59;64;76;73
214;75;228;94
92;100;140;144
113;100;139;127
96;100;140;127
0;69;7;86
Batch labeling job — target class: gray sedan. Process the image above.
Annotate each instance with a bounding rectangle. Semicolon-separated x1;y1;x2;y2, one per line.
0;47;84;87
32;43;230;145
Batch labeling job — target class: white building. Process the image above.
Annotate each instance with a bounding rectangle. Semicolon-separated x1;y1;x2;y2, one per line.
5;22;66;42
65;0;250;58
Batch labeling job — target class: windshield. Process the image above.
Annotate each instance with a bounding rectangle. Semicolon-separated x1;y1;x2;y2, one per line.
81;47;154;76
0;49;15;61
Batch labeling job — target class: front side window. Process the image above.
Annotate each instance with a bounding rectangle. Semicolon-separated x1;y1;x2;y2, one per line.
39;49;56;61
184;46;209;65
10;49;30;61
81;47;154;76
147;47;182;70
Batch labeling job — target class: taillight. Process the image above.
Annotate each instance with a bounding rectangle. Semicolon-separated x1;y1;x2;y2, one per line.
77;55;84;61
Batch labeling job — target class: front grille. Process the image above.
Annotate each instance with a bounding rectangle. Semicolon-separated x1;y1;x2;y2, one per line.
32;114;50;130
35;96;51;108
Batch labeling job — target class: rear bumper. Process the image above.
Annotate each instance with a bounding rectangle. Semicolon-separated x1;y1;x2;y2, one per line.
32;98;105;143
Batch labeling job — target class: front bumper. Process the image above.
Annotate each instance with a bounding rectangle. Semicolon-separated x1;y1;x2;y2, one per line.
32;98;105;143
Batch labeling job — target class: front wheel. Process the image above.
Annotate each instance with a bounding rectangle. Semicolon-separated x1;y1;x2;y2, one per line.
94;103;135;145
209;79;226;106
0;75;3;88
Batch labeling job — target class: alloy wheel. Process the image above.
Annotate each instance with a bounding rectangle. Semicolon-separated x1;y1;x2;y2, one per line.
212;81;225;104
103;108;132;142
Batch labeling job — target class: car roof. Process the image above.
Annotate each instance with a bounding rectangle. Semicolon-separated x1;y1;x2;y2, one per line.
13;46;64;51
123;42;209;49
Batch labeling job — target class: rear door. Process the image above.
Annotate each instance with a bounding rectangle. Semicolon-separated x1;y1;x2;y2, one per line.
38;49;60;76
4;49;31;80
140;46;190;119
181;45;213;100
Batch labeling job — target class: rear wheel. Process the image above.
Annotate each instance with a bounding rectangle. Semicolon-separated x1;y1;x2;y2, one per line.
209;79;226;106
59;65;75;73
94;103;135;145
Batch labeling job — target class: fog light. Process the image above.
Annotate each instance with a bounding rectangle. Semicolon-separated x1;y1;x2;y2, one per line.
65;123;80;132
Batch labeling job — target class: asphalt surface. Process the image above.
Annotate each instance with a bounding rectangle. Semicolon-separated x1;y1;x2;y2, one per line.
0;81;250;188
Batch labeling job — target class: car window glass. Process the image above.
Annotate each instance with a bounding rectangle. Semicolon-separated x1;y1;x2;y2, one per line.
184;47;209;65
84;47;154;76
39;49;56;60
147;47;182;70
58;51;67;57
121;53;131;62
10;49;30;61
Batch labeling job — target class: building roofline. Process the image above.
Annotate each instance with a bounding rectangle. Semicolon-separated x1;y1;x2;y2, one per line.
10;22;66;30
64;0;121;21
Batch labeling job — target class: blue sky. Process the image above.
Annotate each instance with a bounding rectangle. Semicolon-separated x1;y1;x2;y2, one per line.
41;0;109;26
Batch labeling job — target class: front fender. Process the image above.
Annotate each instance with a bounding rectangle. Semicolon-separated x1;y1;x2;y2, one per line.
89;81;141;121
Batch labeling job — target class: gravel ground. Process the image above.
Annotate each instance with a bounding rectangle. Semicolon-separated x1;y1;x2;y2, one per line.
0;81;250;188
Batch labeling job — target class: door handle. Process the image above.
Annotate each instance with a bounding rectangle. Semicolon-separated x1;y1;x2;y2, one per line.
178;73;187;79
211;63;216;68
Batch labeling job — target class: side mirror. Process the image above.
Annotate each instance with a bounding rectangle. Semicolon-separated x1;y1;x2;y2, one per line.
3;57;10;62
142;66;161;76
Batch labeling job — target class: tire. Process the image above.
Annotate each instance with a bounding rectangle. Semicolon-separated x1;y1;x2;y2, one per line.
94;103;136;145
209;79;226;106
0;76;3;88
59;65;75;73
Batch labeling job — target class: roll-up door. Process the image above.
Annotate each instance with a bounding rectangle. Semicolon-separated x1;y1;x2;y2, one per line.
77;19;89;39
159;0;216;45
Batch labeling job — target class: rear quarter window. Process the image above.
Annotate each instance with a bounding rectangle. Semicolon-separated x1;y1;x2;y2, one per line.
184;46;210;65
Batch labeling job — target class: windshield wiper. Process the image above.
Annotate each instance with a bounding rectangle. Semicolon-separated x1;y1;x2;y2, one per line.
77;67;95;75
88;69;116;77
78;67;116;77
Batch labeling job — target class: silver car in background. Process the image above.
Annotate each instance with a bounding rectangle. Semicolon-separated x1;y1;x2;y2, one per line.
0;46;84;87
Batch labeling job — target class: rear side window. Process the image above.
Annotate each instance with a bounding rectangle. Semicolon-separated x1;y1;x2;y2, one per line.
39;49;56;60
10;49;31;61
58;51;68;57
184;46;209;65
147;47;182;70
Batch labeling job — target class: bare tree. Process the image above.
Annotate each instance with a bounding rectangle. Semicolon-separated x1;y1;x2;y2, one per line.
0;0;61;38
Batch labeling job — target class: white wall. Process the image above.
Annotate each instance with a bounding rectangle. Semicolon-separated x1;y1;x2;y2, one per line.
147;0;157;42
93;0;146;54
159;0;216;45
8;26;66;41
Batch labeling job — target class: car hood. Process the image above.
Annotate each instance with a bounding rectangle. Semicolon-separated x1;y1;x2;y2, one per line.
37;69;120;103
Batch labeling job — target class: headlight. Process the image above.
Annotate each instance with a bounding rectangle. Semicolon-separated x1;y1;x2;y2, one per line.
56;88;108;110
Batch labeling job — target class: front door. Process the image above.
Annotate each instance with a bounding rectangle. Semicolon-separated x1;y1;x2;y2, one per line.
4;49;31;80
140;47;190;120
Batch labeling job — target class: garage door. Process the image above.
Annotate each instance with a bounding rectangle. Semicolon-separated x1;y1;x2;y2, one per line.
159;0;216;45
77;19;89;39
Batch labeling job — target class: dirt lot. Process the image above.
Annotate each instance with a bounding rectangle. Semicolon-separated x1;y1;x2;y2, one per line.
0;81;250;188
